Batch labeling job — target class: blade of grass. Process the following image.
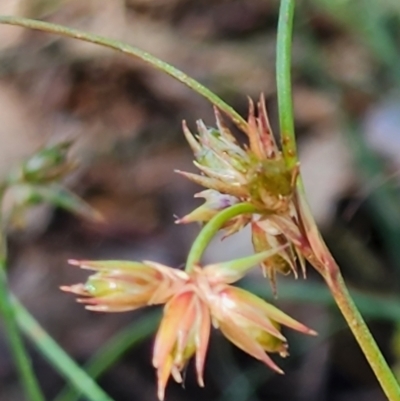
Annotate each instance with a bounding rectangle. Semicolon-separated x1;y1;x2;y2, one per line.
0;262;45;401
12;296;115;401
0;15;247;131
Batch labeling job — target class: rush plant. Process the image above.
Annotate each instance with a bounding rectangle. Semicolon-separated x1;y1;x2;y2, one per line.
0;1;399;401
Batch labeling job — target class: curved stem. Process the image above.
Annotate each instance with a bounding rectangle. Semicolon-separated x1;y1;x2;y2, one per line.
0;261;45;401
0;16;247;132
185;203;257;272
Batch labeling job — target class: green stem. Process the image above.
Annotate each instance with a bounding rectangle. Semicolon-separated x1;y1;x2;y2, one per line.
326;270;400;400
276;0;297;170
12;297;114;401
0;15;247;132
276;1;400;399
185;203;257;272
54;310;160;401
0;261;45;401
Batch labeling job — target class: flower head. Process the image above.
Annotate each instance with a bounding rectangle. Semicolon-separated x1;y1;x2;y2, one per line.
8;141;74;185
176;96;322;291
63;249;316;400
2;142;102;230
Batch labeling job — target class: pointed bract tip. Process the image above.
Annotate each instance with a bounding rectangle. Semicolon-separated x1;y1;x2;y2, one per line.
264;356;284;375
247;95;255;110
174;215;183;224
59;285;73;292
290;323;318;337
85;304;109;312
174;169;186;176
174;214;193;225
91;210;106;223
67;260;101;271
197;376;205;387
279;349;289;358
67;259;81;266
157;388;165;401
76;297;90;303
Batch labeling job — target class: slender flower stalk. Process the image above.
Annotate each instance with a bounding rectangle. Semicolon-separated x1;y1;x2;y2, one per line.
0;16;247;132
276;1;400;400
276;0;297;170
185;203;257;272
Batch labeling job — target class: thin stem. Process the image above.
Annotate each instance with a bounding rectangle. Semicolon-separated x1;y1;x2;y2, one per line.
276;0;297;169
0;16;247;132
326;270;400;400
275;1;400;399
12;297;114;401
0;261;45;401
185;203;257;272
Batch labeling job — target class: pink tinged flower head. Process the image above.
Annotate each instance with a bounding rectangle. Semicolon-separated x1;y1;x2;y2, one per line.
63;249;316;399
153;290;210;401
61;260;185;312
209;285;316;373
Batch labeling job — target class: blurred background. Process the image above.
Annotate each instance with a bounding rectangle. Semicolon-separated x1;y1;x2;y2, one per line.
1;0;400;400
